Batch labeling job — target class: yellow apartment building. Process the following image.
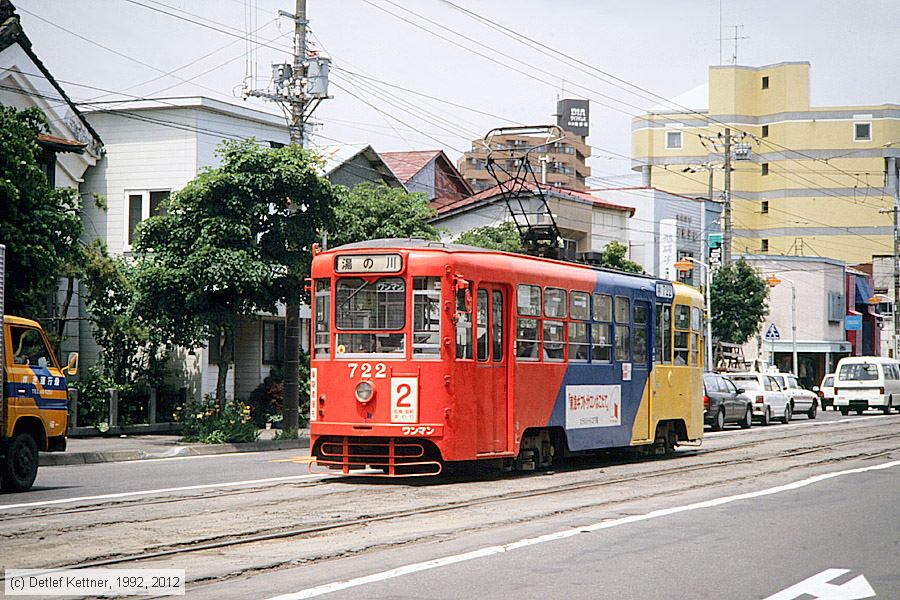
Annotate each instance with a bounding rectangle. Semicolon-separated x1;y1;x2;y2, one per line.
632;61;900;264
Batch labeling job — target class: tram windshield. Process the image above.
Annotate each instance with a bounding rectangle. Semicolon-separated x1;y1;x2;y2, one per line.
334;277;406;356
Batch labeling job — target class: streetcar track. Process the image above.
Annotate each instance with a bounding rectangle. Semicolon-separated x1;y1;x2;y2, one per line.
11;430;896;577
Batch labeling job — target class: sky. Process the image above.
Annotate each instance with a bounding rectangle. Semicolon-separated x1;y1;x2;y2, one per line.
14;0;900;186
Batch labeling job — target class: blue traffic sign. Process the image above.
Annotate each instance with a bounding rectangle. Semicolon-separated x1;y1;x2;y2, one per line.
844;315;862;331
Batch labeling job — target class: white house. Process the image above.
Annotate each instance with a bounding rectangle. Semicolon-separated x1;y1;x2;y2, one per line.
80;96;293;402
1;0;103;356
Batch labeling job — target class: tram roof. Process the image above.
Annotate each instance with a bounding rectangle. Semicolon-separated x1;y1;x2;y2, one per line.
325;238;666;283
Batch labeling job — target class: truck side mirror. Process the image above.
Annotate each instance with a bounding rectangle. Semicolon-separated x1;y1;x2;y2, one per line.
62;352;79;376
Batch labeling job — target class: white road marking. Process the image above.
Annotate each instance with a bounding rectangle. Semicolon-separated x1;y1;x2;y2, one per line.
704;413;891;437
764;568;875;600
0;474;326;511
266;459;900;600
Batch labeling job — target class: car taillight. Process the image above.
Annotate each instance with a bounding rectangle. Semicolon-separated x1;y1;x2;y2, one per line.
816;390;824;398
880;387;885;394
703;395;709;408
755;395;765;404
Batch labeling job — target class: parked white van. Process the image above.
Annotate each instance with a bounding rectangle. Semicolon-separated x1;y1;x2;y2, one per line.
833;356;900;415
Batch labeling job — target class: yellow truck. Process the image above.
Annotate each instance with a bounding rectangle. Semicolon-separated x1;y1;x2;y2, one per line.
1;244;77;492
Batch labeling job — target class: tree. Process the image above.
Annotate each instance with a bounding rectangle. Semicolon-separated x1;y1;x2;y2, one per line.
710;258;770;344
0;106;83;320
456;221;524;253
327;183;439;247
132;140;338;404
597;241;643;273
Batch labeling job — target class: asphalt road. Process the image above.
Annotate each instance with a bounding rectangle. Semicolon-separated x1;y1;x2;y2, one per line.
239;459;900;600
1;447;317;507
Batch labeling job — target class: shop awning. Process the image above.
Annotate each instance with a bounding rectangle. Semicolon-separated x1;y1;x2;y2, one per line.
854;276;874;305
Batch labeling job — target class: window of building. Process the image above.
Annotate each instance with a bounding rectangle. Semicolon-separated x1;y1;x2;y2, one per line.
761;201;769;214
666;131;682;149
262;320;285;364
854;122;872;141
761;239;769;253
761;163;769;176
761;125;769;138
126;189;170;247
761;76;769;89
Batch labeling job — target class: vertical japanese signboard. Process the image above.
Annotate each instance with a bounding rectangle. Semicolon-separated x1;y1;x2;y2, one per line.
659;219;678;281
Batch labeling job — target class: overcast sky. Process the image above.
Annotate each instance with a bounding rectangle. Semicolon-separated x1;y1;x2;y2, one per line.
15;0;900;185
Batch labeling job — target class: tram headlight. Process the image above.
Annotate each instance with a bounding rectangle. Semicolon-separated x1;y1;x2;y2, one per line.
355;381;375;403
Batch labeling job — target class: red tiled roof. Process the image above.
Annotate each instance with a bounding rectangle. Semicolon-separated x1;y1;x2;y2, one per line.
434;183;636;216
381;150;443;183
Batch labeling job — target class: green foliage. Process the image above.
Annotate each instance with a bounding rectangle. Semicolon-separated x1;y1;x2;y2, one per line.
131;140;338;402
456;221;524;253
246;352;311;428
274;428;299;440
711;258;770;344
80;241;169;386
0;106;84;318
597;241;643;273
181;397;259;444
328;182;439;247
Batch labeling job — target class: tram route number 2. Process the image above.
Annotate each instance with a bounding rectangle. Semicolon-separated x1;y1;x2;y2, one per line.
391;377;419;423
347;363;387;379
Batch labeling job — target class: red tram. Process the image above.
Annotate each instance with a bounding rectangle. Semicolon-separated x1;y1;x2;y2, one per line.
309;239;705;475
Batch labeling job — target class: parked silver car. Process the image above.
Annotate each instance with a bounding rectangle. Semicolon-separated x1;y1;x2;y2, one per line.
725;372;792;425
772;373;818;419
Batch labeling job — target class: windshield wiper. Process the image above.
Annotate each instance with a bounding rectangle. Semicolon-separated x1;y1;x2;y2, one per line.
337;280;371;316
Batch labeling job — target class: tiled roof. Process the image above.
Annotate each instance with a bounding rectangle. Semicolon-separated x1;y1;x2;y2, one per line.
37;133;86;152
381;150;442;183
435;183;636;216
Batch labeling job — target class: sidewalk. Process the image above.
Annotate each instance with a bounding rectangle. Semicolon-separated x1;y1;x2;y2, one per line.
39;428;310;467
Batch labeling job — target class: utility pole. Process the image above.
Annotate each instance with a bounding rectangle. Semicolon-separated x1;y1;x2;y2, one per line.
892;157;900;359
723;128;732;264
246;0;330;432
282;0;307;434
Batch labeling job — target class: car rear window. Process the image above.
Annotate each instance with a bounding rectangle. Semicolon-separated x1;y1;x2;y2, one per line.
838;363;879;381
729;376;761;391
823;376;833;386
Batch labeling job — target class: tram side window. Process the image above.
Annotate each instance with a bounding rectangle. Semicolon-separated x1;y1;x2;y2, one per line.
614;296;631;362
591;293;612;363
543;320;565;361
655;303;672;364
674;304;691;365
477;289;489;362
544;288;567;319
633;302;649;365
413;277;441;358
516;318;539;360
517;284;541;360
314;279;330;358
691;306;702;367
492;290;504;362
456;282;473;360
569;291;590;363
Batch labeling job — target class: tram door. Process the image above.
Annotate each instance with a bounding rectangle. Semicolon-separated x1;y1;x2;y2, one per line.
474;285;509;454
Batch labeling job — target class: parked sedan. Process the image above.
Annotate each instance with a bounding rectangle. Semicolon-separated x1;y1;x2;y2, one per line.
813;374;835;411
772;373;818;419
726;372;792;425
704;373;753;430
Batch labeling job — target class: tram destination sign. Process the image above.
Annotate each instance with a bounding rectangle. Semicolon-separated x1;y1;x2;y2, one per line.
335;253;403;274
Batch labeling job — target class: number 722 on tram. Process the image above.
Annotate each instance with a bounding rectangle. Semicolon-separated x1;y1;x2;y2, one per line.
309;239;705;476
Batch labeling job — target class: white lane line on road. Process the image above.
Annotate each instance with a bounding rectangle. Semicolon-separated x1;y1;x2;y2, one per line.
704;413;892;437
0;474;326;511
266;459;900;600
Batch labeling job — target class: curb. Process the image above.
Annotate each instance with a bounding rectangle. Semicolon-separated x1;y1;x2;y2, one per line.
39;437;310;467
